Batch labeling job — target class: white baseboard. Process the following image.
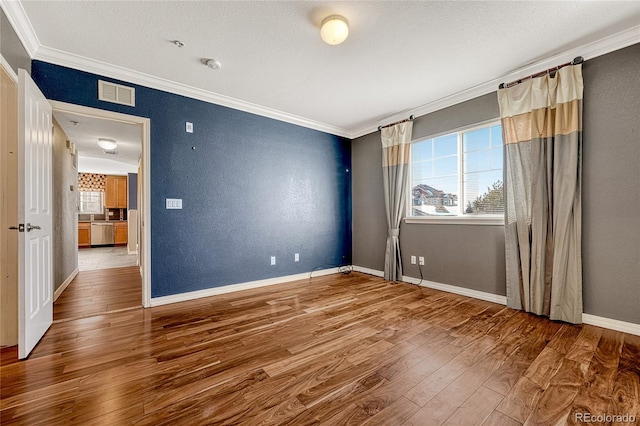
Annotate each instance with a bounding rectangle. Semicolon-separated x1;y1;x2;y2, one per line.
352;265;640;335
582;314;640;336
54;267;79;302
150;267;341;307
352;265;507;304
128;249;138;255
402;274;508;305
352;265;385;278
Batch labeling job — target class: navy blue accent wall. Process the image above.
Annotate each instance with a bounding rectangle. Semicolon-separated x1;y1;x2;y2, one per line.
128;173;138;210
32;61;352;297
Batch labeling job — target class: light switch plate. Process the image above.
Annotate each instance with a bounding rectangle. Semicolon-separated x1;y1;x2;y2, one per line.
186;122;193;133
166;198;183;209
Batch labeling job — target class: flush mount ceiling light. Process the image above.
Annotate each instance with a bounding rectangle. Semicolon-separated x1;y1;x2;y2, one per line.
320;15;349;45
97;138;117;151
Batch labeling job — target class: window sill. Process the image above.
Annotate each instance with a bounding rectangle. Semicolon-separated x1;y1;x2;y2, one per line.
404;216;504;226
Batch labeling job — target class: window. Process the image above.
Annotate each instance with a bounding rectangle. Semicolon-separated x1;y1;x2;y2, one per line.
409;121;503;221
79;191;103;213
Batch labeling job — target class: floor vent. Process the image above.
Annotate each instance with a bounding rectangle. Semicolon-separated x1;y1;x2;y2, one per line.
98;80;135;107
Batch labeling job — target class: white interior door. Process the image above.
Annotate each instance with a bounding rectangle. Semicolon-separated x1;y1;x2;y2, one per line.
17;69;53;359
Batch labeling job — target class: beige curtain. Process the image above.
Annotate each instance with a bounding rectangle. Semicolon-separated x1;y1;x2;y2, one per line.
498;64;583;324
381;122;413;281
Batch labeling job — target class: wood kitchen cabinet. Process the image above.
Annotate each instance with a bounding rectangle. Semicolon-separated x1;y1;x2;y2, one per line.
114;221;128;245
104;175;128;208
78;222;91;247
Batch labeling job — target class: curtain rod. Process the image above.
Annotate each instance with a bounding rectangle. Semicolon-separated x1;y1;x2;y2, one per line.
498;56;583;90
378;115;415;131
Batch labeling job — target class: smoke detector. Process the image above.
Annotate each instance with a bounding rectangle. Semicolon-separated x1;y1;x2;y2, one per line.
202;59;222;70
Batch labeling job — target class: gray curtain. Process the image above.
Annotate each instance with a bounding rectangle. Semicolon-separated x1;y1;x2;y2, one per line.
381;122;413;281
498;64;583;324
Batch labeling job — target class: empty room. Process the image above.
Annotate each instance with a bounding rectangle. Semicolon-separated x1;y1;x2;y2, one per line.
0;1;639;425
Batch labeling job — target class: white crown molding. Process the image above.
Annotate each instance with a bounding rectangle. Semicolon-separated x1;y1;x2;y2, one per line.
33;45;353;138
350;25;640;139
0;0;39;57
150;267;341;307
3;0;639;140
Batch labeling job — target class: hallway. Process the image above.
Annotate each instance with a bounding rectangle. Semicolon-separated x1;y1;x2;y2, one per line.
78;246;138;271
54;266;142;322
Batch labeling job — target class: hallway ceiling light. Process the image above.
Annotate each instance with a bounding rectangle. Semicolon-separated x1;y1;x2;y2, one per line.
320;15;349;45
97;138;117;151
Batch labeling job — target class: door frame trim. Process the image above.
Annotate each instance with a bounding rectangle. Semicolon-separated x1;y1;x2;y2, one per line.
49;100;152;308
1;55;19;346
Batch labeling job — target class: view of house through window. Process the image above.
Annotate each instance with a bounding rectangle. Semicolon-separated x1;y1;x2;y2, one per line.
410;122;504;217
79;191;104;214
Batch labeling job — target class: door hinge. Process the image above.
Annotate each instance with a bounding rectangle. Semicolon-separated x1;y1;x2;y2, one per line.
9;224;25;232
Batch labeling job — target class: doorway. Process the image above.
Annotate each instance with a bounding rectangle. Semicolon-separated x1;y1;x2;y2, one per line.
50;101;151;319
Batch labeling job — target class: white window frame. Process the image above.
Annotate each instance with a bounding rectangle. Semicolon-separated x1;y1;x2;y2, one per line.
405;118;504;226
79;191;104;214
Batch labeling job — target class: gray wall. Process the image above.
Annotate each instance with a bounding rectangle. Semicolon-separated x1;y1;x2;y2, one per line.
581;44;640;324
0;8;30;74
52;119;78;291
128;173;138;210
353;93;506;296
352;44;640;323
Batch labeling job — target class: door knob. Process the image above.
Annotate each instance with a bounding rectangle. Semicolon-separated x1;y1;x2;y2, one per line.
26;223;41;232
9;224;25;232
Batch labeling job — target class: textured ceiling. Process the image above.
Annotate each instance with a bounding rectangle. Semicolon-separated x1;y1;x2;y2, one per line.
53;110;141;175
12;1;640;137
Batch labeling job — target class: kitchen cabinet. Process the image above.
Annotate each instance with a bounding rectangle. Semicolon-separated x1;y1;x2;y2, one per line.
116;178;127;208
104;176;127;208
78;222;91;247
114;221;128;245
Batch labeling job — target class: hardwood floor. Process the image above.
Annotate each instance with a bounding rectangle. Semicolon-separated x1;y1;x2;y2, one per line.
1;272;638;425
53;266;142;322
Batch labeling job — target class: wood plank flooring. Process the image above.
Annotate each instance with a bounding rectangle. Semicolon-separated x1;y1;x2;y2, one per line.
53;267;142;322
1;272;638;425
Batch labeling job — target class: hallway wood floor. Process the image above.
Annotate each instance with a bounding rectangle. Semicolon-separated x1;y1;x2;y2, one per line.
1;272;638;425
53;266;142;322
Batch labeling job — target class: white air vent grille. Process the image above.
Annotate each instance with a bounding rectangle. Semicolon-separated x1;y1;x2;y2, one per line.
98;80;135;107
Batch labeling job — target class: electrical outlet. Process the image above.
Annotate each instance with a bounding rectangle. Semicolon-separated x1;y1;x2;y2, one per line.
166;198;182;209
411;256;416;265
271;256;276;266
419;256;425;266
294;253;299;262
186;122;193;133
